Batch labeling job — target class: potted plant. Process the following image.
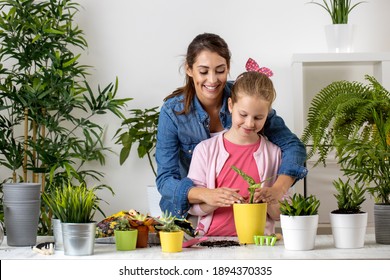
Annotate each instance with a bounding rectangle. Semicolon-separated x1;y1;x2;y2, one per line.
154;210;196;253
128;209;157;248
0;0;131;235
307;0;366;52
114;218;138;251
330;178;367;248
95;209;157;248
42;182;102;256
338;110;390;244
231;166;269;244
115;106;161;217
279;193;320;250
301;75;390;244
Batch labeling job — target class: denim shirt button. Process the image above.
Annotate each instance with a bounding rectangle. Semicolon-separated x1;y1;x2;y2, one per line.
188;150;192;154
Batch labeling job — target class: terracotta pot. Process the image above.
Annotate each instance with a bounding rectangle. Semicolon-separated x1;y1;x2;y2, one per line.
136;225;149;248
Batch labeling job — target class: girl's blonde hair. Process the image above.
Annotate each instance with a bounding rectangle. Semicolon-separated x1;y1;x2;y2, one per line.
231;71;276;108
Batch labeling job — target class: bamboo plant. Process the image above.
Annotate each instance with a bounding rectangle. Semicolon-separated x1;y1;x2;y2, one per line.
0;0;131;233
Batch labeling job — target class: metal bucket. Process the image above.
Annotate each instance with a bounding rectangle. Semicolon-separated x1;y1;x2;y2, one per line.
62;222;96;256
52;218;63;250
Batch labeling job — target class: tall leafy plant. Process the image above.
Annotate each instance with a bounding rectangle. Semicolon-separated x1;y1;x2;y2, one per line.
0;0;131;233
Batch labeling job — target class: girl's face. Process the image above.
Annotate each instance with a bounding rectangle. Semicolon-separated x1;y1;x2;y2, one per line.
186;50;228;106
228;93;270;144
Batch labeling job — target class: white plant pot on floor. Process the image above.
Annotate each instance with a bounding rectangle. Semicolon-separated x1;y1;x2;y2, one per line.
330;212;367;249
147;185;162;217
280;214;319;251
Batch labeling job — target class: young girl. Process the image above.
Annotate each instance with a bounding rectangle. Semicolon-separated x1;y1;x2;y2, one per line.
187;65;291;236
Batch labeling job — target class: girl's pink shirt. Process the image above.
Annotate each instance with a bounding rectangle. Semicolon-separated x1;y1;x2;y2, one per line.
188;133;291;236
206;137;260;236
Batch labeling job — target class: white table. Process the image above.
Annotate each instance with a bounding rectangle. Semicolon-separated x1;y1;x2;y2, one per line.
1;233;389;260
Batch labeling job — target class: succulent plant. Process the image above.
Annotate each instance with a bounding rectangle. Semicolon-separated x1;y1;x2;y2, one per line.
279;193;320;216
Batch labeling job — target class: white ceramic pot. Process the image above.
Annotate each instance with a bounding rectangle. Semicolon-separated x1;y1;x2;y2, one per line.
330;212;367;249
147;185;162;217
325;24;354;53
280;214;319;251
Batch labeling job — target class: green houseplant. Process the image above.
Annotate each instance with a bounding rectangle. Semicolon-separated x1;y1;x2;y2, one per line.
115;107;159;176
231;165;270;244
115;106;161;216
0;0;131;234
308;0;366;24
307;1;366;52
329;178;368;248
154;210;195;253
113;218;138;251
279;193;320;250
301;75;390;244
42;181;102;255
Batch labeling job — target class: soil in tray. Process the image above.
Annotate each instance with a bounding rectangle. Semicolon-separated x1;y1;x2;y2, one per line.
198;240;240;248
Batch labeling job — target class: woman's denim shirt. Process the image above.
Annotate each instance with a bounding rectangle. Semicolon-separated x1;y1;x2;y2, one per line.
156;82;308;217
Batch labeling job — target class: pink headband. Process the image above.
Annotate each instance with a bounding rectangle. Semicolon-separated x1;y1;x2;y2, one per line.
245;58;273;77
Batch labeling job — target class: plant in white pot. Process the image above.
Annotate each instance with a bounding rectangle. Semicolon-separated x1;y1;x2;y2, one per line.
308;0;367;52
279;193;320;250
330;178;367;248
42;182;103;256
115;107;161;217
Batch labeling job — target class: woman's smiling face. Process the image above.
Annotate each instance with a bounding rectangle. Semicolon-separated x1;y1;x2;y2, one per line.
186;50;229;106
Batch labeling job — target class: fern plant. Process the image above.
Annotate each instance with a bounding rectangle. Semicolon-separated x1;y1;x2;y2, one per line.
332;178;366;213
302;75;390;167
338;110;390;204
279;193;320;216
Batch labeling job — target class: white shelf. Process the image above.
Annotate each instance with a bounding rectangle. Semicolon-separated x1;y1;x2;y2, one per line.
291;52;390;224
292;52;390;137
292;52;390;63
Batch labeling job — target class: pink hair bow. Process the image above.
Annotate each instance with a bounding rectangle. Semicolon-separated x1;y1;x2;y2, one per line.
245;58;273;77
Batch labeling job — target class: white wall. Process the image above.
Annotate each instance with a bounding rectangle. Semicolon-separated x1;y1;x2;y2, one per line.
6;0;390;220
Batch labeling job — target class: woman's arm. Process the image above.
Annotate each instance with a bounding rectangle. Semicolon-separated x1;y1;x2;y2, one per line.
155;106;194;217
263;109;307;180
262;109;307;202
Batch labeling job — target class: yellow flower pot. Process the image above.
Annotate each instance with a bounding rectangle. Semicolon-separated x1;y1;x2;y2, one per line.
159;231;184;253
233;203;267;244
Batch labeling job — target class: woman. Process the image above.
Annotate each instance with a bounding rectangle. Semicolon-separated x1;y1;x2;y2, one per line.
155;33;307;217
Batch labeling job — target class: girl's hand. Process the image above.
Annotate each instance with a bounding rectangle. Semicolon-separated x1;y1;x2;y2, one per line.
202;187;244;207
